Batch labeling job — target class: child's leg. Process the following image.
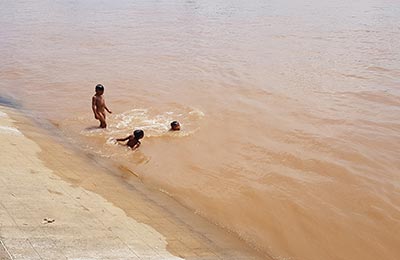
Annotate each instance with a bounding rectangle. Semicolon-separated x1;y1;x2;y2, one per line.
98;113;107;128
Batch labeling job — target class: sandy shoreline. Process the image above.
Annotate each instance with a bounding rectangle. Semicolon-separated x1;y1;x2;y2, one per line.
0;106;267;260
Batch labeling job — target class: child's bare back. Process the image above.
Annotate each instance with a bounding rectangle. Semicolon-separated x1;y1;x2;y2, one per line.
116;129;144;150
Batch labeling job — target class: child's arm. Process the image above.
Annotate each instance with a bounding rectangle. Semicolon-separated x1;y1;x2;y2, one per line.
105;103;112;114
116;136;130;142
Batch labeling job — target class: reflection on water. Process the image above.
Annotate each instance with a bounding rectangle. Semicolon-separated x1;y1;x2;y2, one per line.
1;0;400;260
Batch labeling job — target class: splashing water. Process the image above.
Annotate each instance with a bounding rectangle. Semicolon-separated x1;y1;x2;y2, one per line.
78;106;204;154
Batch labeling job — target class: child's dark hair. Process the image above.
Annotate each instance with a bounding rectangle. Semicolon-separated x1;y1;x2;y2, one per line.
95;84;104;91
171;121;179;127
133;129;144;139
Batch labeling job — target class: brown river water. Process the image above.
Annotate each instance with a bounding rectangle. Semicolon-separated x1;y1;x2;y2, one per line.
1;0;400;259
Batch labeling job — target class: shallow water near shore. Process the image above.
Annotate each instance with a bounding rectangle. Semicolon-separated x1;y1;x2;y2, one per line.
1;0;400;259
0;106;267;259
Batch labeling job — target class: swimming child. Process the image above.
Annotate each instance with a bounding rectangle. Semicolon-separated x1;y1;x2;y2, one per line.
92;84;112;128
170;121;180;131
116;129;144;150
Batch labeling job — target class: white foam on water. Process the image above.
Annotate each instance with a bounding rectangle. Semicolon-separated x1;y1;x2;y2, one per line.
0;111;8;118
109;107;205;138
0;126;23;136
189;110;205;117
106;136;120;146
76;106;205;158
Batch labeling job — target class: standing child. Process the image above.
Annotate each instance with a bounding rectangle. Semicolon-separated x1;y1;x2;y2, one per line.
116;129;144;150
92;84;112;128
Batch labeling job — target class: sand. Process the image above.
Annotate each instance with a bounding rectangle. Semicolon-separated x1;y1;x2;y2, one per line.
0;106;267;260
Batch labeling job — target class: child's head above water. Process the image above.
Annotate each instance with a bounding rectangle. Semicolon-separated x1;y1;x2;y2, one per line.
95;84;104;94
133;129;144;139
170;121;180;131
